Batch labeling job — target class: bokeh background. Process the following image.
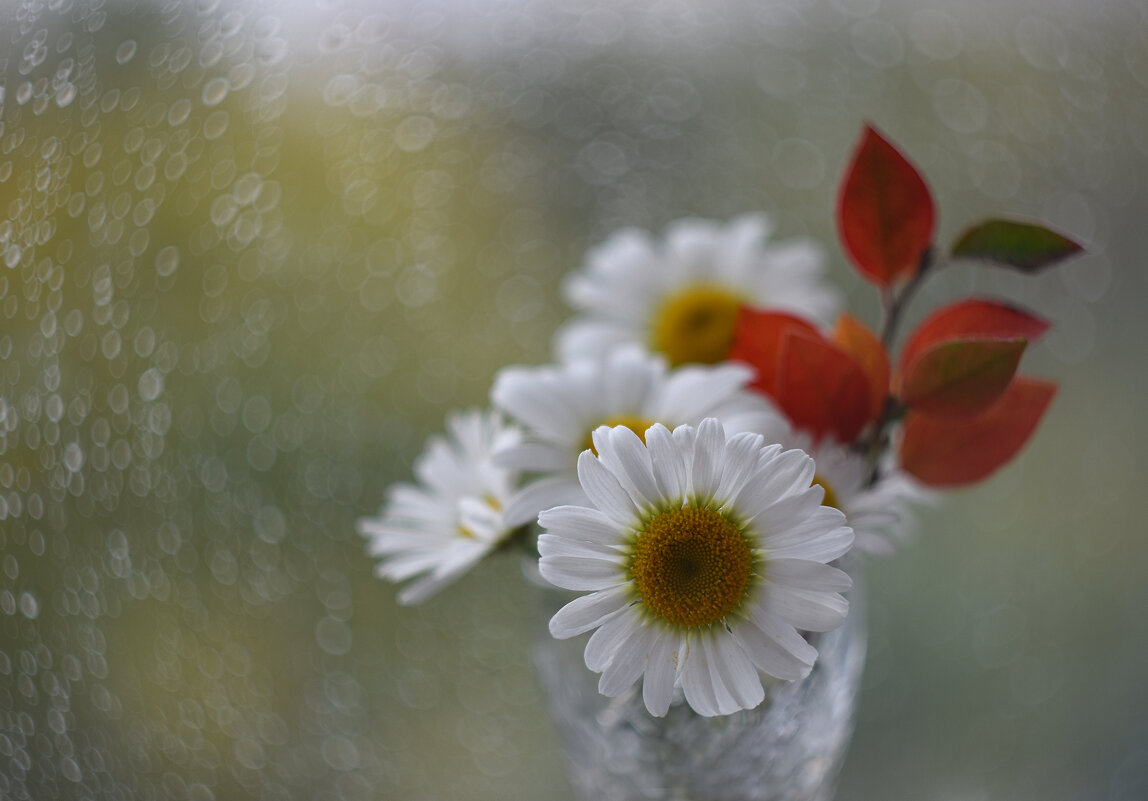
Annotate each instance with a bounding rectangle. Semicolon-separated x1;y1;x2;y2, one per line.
2;0;1146;799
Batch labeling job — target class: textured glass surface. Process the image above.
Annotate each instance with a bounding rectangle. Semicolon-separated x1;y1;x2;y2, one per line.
1;2;1146;800
532;561;866;801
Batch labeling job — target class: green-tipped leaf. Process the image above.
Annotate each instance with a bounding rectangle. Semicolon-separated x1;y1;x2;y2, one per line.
901;338;1027;418
951;219;1083;273
899;298;1050;375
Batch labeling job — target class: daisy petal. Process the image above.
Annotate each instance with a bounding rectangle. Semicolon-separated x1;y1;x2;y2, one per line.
577;450;640;526
493;441;569;472
729;617;815;681
397;543;489;605
757;584;849;633
689;418;727;501
645;423;687;501
377;550;451;582
711;632;765;713
715;432;767;505
854;529;896;556
711;397;791;444
593;425;661;510
549;586;633;638
743;489;820;535
397;573;458;606
701;634;741;716
585;611;640;672
656;363;753;422
503;477;590;527
538;505;623;545
733;450;817;516
764;559;853;593
554;321;632;364
679;636;720;717
539;554;627;591
642;632;683;717
598;622;659;697
491;369;579;439
537;533;626;562
602;346;665;413
761;510;854;563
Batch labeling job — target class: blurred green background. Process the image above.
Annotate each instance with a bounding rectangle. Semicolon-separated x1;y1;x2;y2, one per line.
1;1;1145;799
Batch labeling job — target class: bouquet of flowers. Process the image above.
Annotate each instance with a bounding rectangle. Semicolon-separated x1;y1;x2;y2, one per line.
356;124;1081;795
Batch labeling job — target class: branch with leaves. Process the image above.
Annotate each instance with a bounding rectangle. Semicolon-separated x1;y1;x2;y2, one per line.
730;123;1082;489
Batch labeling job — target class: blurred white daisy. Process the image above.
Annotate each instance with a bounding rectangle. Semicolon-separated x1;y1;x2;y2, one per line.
356;409;525;605
538;418;854;718
556;214;838;367
490;345;788;527
789;432;929;557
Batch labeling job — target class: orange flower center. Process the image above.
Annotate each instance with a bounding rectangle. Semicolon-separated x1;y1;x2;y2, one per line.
629;506;755;628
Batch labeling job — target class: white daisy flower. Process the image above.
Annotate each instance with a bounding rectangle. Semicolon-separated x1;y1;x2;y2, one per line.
555;214;839;367
788;432;930;557
538;418;854;718
356;409;525;605
490;345;788;527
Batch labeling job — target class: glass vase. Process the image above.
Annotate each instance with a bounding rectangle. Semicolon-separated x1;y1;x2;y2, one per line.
530;559;867;801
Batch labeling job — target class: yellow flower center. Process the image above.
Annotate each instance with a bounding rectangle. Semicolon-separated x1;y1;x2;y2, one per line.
629;506;756;629
456;495;503;539
651;284;745;366
812;474;840;511
585;415;655;456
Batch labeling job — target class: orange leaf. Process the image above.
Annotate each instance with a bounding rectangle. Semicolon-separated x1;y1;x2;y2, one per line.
899;377;1057;488
777;331;874;444
729;308;822;396
837;124;935;286
833;313;890;422
900;298;1050;374
901;339;1028;418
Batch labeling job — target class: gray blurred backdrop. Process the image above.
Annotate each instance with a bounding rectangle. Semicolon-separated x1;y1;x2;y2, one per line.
1;1;1146;799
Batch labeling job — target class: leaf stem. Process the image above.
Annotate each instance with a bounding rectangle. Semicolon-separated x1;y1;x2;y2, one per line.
862;247;937;486
880;246;934;350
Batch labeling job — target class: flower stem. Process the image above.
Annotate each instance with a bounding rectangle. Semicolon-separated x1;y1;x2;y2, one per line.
498;524;539;559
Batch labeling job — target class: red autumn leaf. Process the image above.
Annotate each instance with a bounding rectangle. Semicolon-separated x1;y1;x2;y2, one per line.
901;338;1028;418
729;308;822;395
777;331;874;444
899;298;1050;374
899;376;1057;488
832;313;890;422
837;124;936;286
